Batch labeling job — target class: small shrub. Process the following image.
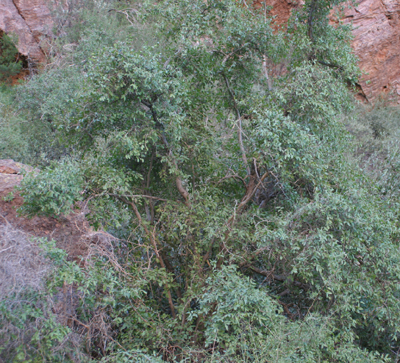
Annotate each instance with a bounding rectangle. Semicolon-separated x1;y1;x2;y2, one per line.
19;158;84;218
0;33;22;83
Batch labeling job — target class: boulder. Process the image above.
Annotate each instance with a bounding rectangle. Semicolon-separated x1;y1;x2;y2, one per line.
0;159;37;174
0;159;37;193
0;0;52;64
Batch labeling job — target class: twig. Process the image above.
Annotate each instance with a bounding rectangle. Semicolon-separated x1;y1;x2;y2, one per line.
0;213;11;226
221;44;248;66
216;174;247;188
110;193;171;203
216;170;269;268
278;300;295;319
231;170;269;217
108;8;140;26
164;47;183;69
0;246;14;253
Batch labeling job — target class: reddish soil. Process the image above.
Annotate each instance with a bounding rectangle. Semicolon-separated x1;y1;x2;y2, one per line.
10;68;29;85
0;188;89;261
0;160;116;266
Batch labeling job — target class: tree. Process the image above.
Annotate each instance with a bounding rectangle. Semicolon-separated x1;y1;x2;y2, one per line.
18;0;399;361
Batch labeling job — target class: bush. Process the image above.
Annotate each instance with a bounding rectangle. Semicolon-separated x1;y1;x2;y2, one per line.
11;0;400;361
0;33;22;83
19;158;84;217
0;84;67;166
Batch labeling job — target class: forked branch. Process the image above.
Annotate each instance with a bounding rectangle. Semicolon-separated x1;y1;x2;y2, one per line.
216;168;269;268
143;101;191;206
117;196;177;318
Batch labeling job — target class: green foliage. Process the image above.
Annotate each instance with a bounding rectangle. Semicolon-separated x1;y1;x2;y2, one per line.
0;0;132;166
19;158;84;217
10;0;400;361
101;350;166;363
347;101;400;205
2;191;14;202
191;265;283;350
0;290;70;362
0;85;65;166
0;33;22;83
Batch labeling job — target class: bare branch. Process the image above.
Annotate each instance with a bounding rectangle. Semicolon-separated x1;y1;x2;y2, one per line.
223;74;250;175
145;102;191;206
221;44;248;66
109;193;171;203
163;47;183;69
108;8;140;26
175;175;190;206
216;169;269;268
232;170;269;217
262;55;273;91
116;196;177;318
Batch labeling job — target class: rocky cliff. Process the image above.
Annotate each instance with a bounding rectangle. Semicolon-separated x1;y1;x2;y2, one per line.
256;0;400;102
0;0;52;64
342;0;400;102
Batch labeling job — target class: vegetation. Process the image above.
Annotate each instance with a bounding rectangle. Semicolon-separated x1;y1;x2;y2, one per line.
1;0;400;361
0;228;84;362
0;33;22;83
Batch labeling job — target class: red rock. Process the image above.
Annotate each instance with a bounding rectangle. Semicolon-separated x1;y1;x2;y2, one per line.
0;174;23;193
12;0;52;45
341;0;400;102
253;0;303;25
0;0;52;63
255;0;400;102
0;166;17;174
0;159;37;174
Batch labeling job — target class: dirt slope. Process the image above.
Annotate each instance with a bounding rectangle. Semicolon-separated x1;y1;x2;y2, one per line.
0;159;112;262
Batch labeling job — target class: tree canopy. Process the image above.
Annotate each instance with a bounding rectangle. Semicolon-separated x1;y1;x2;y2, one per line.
2;0;400;361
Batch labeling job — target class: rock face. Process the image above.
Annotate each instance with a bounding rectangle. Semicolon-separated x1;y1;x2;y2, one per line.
0;0;52;64
253;0;303;25
342;0;400;102
255;0;400;102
